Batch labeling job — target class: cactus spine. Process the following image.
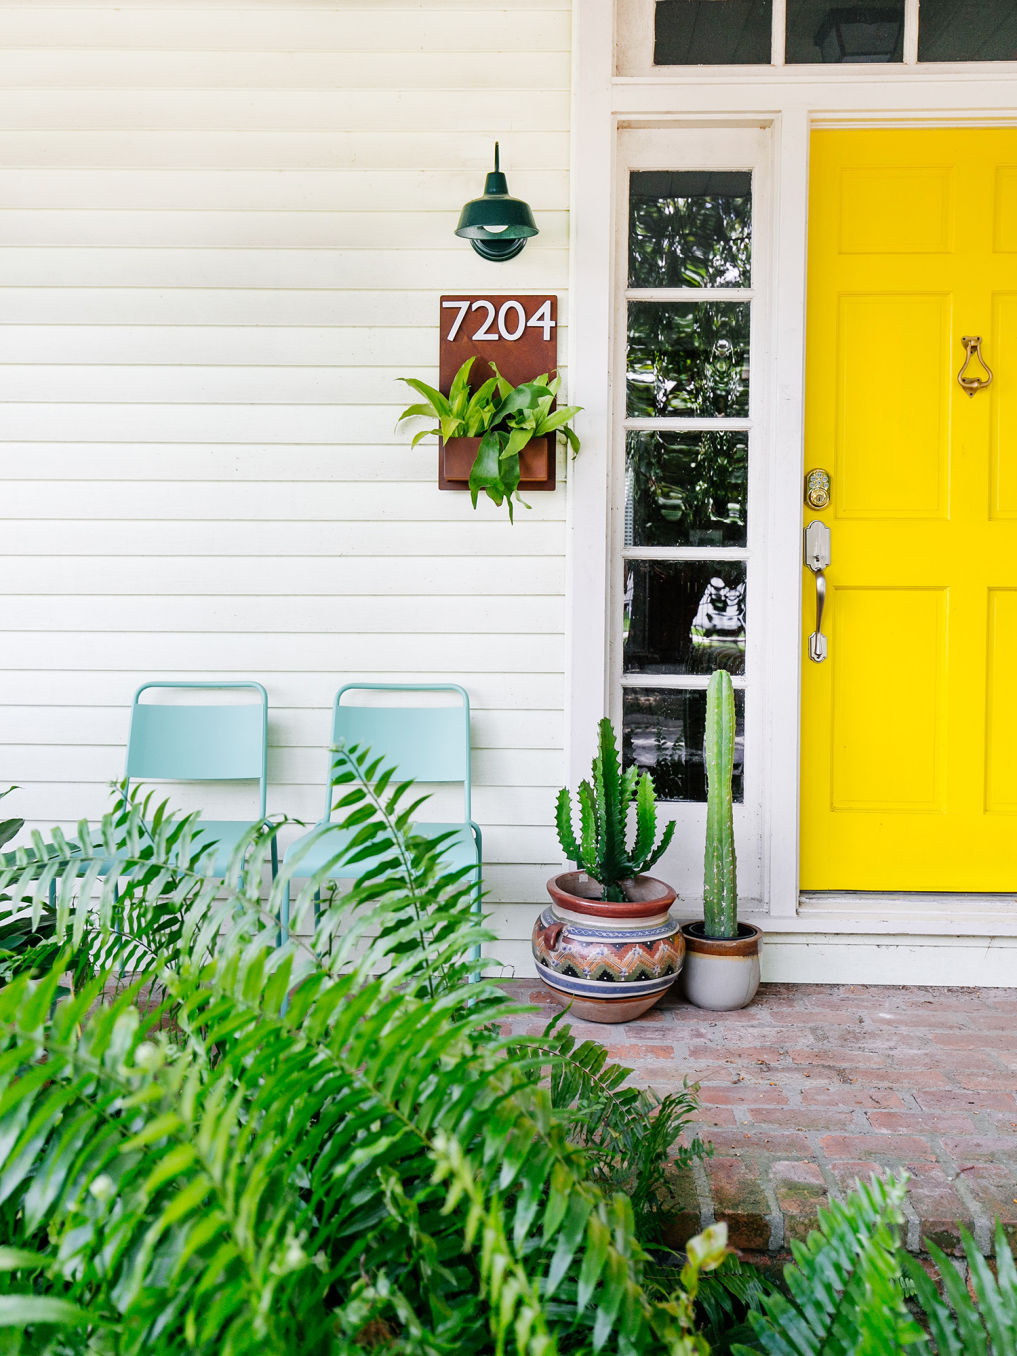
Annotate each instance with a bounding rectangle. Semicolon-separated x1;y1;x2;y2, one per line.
555;717;676;903
703;670;738;939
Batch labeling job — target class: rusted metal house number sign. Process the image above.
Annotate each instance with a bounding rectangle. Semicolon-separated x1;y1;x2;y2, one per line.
438;294;558;492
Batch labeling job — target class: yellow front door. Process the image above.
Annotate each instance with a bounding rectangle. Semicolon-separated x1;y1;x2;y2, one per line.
800;128;1017;892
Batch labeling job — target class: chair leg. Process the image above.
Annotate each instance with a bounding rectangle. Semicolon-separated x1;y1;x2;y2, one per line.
468;829;483;982
279;879;291;948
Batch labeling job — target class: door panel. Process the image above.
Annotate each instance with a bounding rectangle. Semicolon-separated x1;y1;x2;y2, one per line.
986;589;1017;813
829;586;947;811
837;294;950;518
992;294;1017;515
800;128;1017;891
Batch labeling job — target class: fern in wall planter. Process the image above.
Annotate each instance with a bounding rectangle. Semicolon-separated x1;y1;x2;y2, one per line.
397;356;582;521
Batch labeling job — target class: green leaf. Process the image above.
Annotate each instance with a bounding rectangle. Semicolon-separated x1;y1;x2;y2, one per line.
536;404;582;435
396;402;439;423
447;355;476;407
0;819;23;851
0;1296;95;1328
397;378;450;422
0;1250;46;1272
468;429;506;507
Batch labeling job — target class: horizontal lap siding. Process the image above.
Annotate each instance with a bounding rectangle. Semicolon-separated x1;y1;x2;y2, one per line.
0;1;572;953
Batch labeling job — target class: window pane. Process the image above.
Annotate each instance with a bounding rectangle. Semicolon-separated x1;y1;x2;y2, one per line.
655;0;772;65
786;1;904;63
629;171;752;289
624;561;747;676
918;0;1017;61
623;687;745;802
625;430;748;548
627;302;750;418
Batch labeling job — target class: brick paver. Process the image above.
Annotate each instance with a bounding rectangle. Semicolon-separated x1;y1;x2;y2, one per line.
500;981;1017;1256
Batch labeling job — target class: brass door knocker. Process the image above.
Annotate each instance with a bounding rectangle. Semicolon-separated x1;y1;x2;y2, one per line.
957;335;993;397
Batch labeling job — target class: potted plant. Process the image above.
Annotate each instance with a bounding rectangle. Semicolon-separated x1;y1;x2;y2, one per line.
531;717;683;1023
680;669;762;1010
396;356;581;521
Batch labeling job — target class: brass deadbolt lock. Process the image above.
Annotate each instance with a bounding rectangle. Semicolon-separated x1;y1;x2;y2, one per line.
805;468;831;510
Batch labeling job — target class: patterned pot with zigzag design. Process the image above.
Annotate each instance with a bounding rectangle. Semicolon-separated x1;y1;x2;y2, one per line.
531;871;684;1023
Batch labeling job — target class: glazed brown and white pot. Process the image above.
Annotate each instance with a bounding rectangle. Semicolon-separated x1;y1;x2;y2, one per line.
680;921;762;1011
531;871;684;1024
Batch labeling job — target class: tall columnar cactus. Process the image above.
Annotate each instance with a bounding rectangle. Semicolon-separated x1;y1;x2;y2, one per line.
555;717;676;903
703;669;738;939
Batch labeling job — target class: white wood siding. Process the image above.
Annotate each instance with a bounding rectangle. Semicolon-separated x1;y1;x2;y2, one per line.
0;0;572;962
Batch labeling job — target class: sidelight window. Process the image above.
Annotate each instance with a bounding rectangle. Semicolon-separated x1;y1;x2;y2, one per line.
618;169;752;802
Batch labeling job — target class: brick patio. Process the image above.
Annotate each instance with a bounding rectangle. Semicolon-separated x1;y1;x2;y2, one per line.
501;980;1017;1258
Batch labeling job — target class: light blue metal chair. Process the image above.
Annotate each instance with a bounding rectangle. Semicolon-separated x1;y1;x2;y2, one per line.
279;683;482;958
122;680;275;879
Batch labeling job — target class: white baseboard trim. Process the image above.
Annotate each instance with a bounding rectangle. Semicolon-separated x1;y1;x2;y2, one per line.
793;892;1017;936
757;931;1017;986
488;931;1017;988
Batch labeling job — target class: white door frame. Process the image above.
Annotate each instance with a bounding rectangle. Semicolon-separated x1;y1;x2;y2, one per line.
568;1;1017;924
609;124;773;911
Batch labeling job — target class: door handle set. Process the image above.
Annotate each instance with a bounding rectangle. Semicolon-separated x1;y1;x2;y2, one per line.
803;519;831;663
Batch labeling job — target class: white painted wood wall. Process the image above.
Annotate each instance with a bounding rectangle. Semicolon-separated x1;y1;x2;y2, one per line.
0;0;573;968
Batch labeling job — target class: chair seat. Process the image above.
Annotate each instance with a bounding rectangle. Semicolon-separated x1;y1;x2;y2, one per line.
187;819;266;877
284;819;479;881
58;818;264;880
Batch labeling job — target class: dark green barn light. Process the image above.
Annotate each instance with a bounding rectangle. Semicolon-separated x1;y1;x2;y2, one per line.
455;142;539;261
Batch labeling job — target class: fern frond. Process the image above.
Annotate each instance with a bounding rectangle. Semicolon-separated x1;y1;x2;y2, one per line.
901;1223;1017;1356
733;1175;928;1356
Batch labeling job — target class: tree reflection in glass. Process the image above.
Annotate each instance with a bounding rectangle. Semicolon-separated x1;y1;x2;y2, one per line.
629;171;752;289
623;560;747;677
625;430;747;547
654;0;772;66
626;302;750;418
622;687;745;802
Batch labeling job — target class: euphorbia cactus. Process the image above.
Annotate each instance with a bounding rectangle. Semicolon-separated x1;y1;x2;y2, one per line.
703;670;738;938
555;717;675;903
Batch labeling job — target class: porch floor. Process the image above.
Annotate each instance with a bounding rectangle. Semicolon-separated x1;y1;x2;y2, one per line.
500;980;1017;1257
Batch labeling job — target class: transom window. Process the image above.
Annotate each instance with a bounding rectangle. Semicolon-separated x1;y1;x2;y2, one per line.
653;0;1017;66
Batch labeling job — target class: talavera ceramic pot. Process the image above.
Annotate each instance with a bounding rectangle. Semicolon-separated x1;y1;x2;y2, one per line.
680;921;762;1011
531;871;684;1023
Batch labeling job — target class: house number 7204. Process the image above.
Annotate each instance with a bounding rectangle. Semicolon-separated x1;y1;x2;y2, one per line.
441;298;555;343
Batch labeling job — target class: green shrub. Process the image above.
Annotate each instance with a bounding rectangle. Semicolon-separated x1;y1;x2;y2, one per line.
0;745;717;1356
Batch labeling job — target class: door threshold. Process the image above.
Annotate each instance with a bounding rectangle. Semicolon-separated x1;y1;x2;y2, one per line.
798;891;1017;937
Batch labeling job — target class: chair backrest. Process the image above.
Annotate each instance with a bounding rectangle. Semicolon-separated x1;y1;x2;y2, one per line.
125;681;268;817
327;683;472;821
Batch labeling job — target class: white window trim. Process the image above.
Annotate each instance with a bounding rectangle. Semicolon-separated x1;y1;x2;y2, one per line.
609;126;771;912
569;2;1017;923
